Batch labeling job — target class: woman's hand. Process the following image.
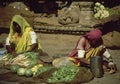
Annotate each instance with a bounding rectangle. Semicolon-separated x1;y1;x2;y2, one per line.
29;43;37;52
6;45;17;57
108;62;117;74
12;51;17;57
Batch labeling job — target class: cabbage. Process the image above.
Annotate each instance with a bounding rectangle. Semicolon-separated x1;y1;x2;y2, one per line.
17;68;26;76
11;64;20;73
25;69;33;77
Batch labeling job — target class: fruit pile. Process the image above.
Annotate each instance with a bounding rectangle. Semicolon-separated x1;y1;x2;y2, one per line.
93;2;111;19
10;63;44;77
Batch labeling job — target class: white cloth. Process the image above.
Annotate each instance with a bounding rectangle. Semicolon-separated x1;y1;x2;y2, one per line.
29;31;37;44
108;61;114;66
5;37;10;45
78;50;85;58
5;31;37;45
103;49;111;58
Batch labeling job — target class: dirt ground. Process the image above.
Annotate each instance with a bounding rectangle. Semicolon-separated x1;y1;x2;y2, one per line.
0;32;120;84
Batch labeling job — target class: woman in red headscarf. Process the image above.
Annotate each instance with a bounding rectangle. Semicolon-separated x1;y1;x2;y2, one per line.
69;29;117;73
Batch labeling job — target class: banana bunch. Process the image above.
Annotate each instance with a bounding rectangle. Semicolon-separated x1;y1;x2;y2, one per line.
94;2;110;19
31;64;43;76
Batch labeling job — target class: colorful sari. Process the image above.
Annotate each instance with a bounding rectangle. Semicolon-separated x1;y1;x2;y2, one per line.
8;15;42;53
69;29;103;66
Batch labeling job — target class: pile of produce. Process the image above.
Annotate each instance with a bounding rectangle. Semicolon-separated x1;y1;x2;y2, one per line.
0;52;94;83
93;2;113;19
0;52;39;68
31;65;53;76
0;54;13;67
47;65;80;83
35;65;94;84
0;52;54;77
10;63;44;77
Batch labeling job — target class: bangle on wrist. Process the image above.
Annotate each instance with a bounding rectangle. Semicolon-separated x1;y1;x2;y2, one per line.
108;59;113;62
108;61;114;66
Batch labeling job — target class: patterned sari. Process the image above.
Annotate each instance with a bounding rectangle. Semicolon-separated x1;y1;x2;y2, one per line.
69;29;103;66
8;15;42;53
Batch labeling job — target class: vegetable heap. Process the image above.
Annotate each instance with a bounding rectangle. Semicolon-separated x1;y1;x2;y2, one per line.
11;63;44;77
0;52;52;77
33;66;53;76
0;54;13;66
10;64;53;77
48;65;79;83
93;2;111;19
0;52;39;67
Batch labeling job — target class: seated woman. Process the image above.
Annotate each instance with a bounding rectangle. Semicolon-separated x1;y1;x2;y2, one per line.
5;15;42;56
0;15;46;68
69;29;117;74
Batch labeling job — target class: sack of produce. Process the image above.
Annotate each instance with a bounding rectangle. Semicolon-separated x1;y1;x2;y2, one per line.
52;57;74;68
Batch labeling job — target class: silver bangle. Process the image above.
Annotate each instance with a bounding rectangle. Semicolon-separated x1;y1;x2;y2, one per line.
109;59;113;62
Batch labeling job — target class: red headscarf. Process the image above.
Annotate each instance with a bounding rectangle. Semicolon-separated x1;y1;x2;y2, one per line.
85;29;102;41
69;29;102;58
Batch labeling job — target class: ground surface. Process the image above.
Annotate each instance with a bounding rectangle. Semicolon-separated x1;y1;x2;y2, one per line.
0;33;120;84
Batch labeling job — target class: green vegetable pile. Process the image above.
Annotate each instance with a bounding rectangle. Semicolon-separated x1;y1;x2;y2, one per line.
48;65;79;83
0;52;39;68
11;64;20;73
35;66;53;76
17;67;27;76
10;63;53;77
24;52;38;68
11;64;33;77
93;2;112;19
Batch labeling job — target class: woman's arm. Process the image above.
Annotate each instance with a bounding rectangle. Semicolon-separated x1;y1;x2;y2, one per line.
5;37;17;57
103;49;113;61
29;43;37;51
6;45;13;54
77;37;86;58
77;37;86;50
27;31;43;56
103;49;117;73
29;31;39;52
5;37;11;53
69;37;86;57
